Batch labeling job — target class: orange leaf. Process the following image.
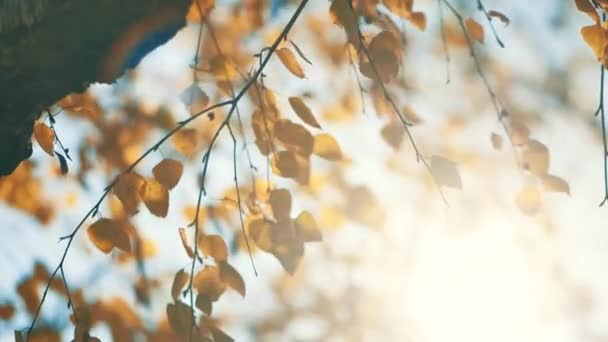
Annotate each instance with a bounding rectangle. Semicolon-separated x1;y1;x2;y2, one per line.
219;261;246;297
187;0;215;23
581;23;607;61
178;227;195;259
153;159;183;190
381;121;404;149
276;48;305;78
171;270;189;301
288;97;321;129
87;218;131;254
407;12;426;31
294;211;322;242
171;129;199;157
193;266;226;301
575;0;599;23
195;294;212;315
274;119;314;156
199;234;228;262
113;173;144;216
139;180;169;217
312;134;343;161
465;18;484;43
34;122;55;156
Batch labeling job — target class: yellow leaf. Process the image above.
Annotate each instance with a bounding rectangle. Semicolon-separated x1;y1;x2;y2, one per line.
87;218;131;254
269;189;292;221
491;132;503;150
381;121;404;149
178;227;195;259
34;122;55;156
199;234;228;262
247;218;273;251
430;155;462;190
171;129;199;157
218;261;246;297
274;119;314;156
187;0;215;23
171;270;189;301
516;185;541;216
407;11;426;31
294;211;322;242
522;140;550;176
541;174;570;195
465;18;484;43
193;266;226;301
271;150;299;178
152;159;183;190
488;10;510;26
139;180;169;217
581;23;607;61
276;48;305;78
312;134;343;161
252;109;275;156
288;97;321;129
113;173;144;216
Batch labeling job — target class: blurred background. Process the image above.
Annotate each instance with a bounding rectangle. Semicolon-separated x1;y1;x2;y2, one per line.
2;0;608;341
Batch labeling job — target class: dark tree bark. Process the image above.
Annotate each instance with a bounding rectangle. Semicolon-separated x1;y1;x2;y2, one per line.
0;0;191;176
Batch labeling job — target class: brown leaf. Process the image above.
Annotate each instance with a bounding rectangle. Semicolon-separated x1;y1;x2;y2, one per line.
269;189;292;221
407;11;426;31
381;121;404;149
294;211;322;242
178;227;195;259
199;234;228;262
152;159;183;190
171;129;199;157
541;174;570;195
330;0;361;47
113;173;144;216
276;48;305;78
510;121;530;145
289;97;321;129
193;266;226;301
522;140;550;176
361;31;401;82
171;270;189;301
312;134;343;161
166;301;193;336
34;122;55;156
218;261;246;297
87;218;131;254
195;294;212;315
488;10;510;26
271;150;299;178
274;119;314;156
211;326;234;342
575;0;599;23
139;180;169;217
465;18;484;43
0;304;15;320
289;40;313;65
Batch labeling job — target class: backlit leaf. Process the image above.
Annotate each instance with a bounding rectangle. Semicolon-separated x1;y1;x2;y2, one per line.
139;180;169;217
114;173;144;216
34;122;55;156
152;159;183;190
269;189;292;221
166;301;193;336
187;0;215;23
289;97;321;129
575;0;599;23
178;227;195;259
194;266;226;301
542;174;570;195
276;48;305;78
312;134;343;161
196;294;212;315
465;18;484;43
516;185;541;215
199;234;228;262
271;150;299;178
171;270;189;301
87;218;131;254
510;121;530;145
294;211;322;242
218;261;246;297
361;31;401;82
581;23;607;61
430;155;462;190
522;140;549;176
171;129;199;157
407;12;426;31
381;121;404;149
274;119;314;156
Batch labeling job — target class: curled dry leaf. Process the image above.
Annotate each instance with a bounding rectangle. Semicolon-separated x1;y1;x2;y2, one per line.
488;10;510;26
218;261;246;297
171;269;189;301
312;134;343;161
542;174;570;195
34;122;55;156
289;97;321;129
516;185;542;215
199;234;228;262
152;159;183;190
430;155;463;190
465;17;485;44
178;227;195;259
87;218;131;254
276;48;305;78
139;179;169;217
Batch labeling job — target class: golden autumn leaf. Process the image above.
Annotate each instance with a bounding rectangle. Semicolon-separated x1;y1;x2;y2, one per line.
171;129;199;157
516;185;542;215
430;155;463;190
194;266;226;301
542;174;571;195
178;227;195;259
491;132;503;150
581;23;607;61
488;10;510;26
312;134;343;161
252;109;275;156
274;119;314;156
187;0;215;23
271;150;299;178
218;261;246;297
330;0;361;47
34;122;55;156
139;179;169;217
152;159;183;190
276;48;305;78
381;121;404;149
87;218;131;254
113;173;144;216
166;301;193;336
522;139;550;176
407;12;426;31
171;269;189;301
294;211;322;242
199;234;228;262
465;17;485;44
361;31;401;82
289;97;321;129
247;217;274;252
269;188;292;221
